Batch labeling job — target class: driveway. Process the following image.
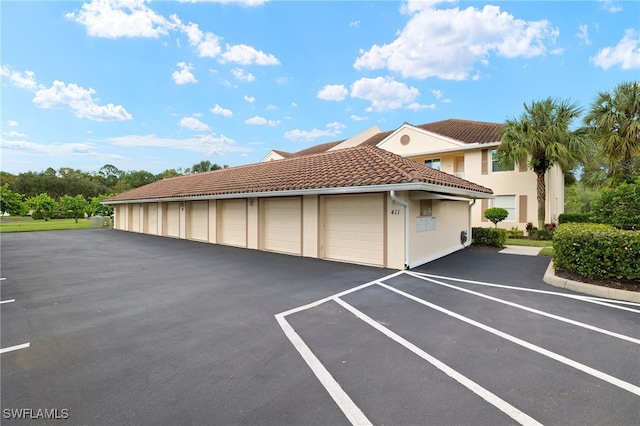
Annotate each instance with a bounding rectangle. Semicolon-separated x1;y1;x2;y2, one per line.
1;230;638;425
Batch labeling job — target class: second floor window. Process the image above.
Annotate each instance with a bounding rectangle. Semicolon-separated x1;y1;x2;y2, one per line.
424;158;441;170
491;149;514;172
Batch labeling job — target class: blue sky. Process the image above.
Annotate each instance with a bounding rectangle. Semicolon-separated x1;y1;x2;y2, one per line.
1;0;639;175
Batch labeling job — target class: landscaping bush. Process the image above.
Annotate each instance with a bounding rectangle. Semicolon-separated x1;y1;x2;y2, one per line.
483;207;509;227
507;228;525;238
558;213;593;224
528;228;554;240
590;181;640;230
553;223;640;281
472;227;507;247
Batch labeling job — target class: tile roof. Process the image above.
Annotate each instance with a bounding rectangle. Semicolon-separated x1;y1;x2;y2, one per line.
414;119;503;144
105;145;492;203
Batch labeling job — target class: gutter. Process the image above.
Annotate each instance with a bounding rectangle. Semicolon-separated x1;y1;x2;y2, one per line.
390;190;410;269
466;199;476;248
103;182;494;205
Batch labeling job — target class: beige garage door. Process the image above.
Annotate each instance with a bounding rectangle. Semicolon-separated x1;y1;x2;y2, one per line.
131;204;141;233
115;205;125;230
165;202;180;238
324;194;384;267
263;198;301;255
145;203;158;235
188;201;209;241
220;199;246;247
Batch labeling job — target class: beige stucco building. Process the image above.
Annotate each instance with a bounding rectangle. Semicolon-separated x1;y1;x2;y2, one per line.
263;119;565;229
105;145;493;269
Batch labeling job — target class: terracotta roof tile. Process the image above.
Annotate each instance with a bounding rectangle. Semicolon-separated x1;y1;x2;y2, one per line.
415;119;503;144
292;140;344;157
105;145;492;203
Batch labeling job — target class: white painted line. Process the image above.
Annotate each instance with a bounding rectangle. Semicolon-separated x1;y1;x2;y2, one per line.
378;282;640;397
275;313;372;426
0;342;30;354
333;297;542;426
0;299;16;304
413;272;640;312
406;272;640;345
0;277;6;281
277;270;404;317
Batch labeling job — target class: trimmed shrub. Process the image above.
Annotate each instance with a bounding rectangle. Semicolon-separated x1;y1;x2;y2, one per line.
553;223;640;281
558;213;593;224
483;207;509;227
528;228;554;240
590;181;640;230
472;227;507;247
507;228;525;238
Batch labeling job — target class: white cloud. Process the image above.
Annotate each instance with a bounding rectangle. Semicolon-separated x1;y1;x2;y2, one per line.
231;68;256;82
266;104;277;111
181;21;222;58
179;116;211;131
245;116;280;126
350;76;420;112
284;122;346;142
350;115;368;121
7;120;19;127
354;1;559;80
172;62;197;84
0;138;126;160
590;29;640;70
4;130;27;138
221;44;280;65
431;89;444;100
244;95;255;103
407;102;436;111
33;80;133;121
598;0;623;13
291;102;298;107
576;24;591;45
65;0;176;38
1;66;41;91
349;20;360;28
108;133;247;156
211;104;234;117
317;84;348;101
276;76;292;85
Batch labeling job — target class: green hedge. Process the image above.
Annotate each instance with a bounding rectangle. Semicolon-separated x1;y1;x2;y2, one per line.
558;213;593;224
472;227;507;247
553;223;640;281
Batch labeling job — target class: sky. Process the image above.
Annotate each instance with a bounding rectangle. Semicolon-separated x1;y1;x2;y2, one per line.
1;0;639;176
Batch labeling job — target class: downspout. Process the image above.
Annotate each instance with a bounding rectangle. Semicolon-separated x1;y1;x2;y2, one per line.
467;199;476;248
390;191;410;269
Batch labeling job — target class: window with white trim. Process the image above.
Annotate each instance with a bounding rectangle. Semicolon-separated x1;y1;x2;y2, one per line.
491;149;514;172
424;158;441;170
493;195;516;221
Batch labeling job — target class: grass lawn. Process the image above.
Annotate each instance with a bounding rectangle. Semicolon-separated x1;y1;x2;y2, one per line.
506;238;553;247
0;217;109;233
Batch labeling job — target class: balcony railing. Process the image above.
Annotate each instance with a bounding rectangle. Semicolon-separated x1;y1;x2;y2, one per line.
453;171;465;179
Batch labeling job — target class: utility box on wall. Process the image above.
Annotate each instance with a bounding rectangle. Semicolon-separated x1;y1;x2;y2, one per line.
417;216;436;232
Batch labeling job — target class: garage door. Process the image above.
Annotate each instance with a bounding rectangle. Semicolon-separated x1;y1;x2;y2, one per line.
219;199;246;247
131;204;141;233
324;194;384;267
165;202;180;238
146;203;158;235
188;201;208;241
263;198;301;255
115;205;125;230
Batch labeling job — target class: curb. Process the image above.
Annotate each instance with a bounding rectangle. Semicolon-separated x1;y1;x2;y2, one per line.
543;261;640;303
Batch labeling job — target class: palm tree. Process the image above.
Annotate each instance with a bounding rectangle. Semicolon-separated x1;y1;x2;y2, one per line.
498;98;591;229
583;81;640;185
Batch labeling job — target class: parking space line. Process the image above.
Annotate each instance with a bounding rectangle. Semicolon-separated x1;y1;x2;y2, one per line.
406;272;640;345
275;314;373;426
1;342;30;354
378;282;640;397
0;299;16;304
334;297;542;426
414;272;640;314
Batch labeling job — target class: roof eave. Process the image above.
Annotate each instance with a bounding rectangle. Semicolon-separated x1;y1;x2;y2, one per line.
102;182;493;205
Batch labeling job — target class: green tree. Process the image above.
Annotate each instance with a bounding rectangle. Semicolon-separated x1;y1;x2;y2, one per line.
190;161;228;173
88;195;114;217
590;179;640;230
483;207;509;227
60;194;88;223
499;98;591;229
0;183;26;216
583;81;640;185
157;168;184;179
26;193;58;221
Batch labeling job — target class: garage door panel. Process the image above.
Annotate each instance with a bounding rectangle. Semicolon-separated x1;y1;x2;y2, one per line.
188;201;208;241
131;205;141;233
325;195;384;266
264;198;301;255
146;203;158;235
220;200;246;247
165;202;180;238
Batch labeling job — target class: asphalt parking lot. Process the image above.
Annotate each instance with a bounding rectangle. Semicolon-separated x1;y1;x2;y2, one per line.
2;229;639;425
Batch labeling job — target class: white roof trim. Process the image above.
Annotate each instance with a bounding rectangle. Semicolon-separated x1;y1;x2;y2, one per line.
407;141;501;157
103;182;494;205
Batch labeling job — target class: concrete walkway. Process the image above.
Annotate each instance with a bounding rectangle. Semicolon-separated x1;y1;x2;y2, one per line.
499;245;542;256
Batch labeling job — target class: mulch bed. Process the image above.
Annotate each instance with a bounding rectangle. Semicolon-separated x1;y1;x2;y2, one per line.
554;269;640;293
